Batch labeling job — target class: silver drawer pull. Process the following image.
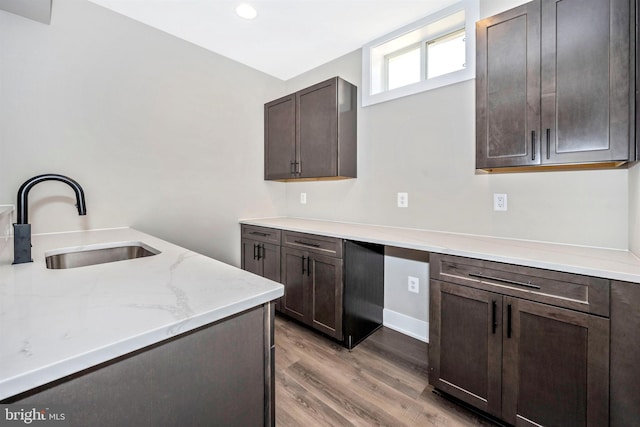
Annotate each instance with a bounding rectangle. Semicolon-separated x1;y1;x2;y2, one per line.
468;273;541;290
293;240;321;248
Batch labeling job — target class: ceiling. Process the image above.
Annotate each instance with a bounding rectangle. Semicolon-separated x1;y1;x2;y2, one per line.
87;0;458;81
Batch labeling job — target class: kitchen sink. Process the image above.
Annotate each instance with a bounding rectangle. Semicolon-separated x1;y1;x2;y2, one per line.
45;242;160;269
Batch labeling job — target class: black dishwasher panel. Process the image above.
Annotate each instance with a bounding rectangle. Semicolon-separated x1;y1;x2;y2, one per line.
343;241;384;349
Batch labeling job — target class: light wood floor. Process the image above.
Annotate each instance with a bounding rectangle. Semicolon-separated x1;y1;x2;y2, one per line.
274;315;497;427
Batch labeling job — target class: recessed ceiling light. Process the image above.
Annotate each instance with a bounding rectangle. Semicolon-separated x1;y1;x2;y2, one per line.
236;4;257;20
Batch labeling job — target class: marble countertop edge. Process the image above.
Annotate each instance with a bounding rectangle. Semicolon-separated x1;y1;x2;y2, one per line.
239;217;640;283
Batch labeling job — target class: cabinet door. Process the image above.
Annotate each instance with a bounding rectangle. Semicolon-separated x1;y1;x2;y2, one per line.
281;247;307;323
297;78;338;178
502;298;609;426
241;239;281;282
429;280;503;417
242;240;282;312
241;238;263;277
260;242;281;283
541;0;631;163
260;242;282;312
308;253;343;340
265;94;296;180
610;281;640;426
476;1;541;169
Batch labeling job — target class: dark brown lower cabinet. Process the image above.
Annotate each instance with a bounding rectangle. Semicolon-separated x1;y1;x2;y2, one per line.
429;254;610;427
240;226;384;349
502;297;609;426
610;281;640;426
6;304;276;427
430;281;503;416
281;246;343;340
241;225;282;310
241;238;281;282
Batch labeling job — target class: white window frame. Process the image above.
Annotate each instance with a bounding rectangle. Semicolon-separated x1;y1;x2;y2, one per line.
362;0;479;107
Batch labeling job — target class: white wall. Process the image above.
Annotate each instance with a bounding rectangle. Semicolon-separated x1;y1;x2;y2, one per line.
384;247;429;341
0;0;286;265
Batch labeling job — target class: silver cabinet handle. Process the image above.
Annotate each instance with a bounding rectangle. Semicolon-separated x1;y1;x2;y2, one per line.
469;273;541;290
293;240;321;248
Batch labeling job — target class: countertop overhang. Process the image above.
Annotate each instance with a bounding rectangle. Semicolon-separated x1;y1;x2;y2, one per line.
240;217;640;284
0;227;283;401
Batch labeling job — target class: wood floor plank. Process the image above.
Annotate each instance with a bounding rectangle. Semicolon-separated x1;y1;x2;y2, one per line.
346;343;429;399
357;328;429;376
287;360;409;427
276;368;353;427
275;315;495;427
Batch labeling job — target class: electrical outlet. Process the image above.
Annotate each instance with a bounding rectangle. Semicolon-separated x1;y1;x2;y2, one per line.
300;193;307;204
408;276;419;293
494;193;507;211
397;192;409;208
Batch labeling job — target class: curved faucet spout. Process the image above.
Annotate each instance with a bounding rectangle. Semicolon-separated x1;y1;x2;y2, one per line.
13;174;87;264
16;174;87;225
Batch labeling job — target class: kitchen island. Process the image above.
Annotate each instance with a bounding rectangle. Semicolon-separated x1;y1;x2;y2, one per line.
0;227;283;426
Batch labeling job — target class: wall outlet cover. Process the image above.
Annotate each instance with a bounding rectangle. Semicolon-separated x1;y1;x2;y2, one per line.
494;193;507;211
408;276;419;293
397;192;409;208
300;192;307;204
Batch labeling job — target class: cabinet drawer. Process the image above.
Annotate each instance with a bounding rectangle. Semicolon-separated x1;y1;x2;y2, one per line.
430;254;609;317
241;225;281;245
282;231;343;258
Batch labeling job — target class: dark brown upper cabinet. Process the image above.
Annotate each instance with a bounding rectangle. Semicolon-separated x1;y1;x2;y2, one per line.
264;77;357;181
476;0;634;171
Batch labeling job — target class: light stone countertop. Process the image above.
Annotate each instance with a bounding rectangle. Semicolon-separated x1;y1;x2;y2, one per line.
240;217;640;283
0;227;283;400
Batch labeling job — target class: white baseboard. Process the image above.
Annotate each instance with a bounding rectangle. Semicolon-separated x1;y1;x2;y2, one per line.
383;309;428;343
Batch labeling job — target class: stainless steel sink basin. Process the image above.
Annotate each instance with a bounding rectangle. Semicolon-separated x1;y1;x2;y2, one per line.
45;242;160;269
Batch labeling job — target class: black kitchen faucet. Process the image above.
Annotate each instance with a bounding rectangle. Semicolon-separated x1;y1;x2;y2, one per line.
13;174;87;264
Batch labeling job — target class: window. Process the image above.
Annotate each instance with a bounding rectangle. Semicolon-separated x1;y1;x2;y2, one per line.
362;0;479;107
386;46;422;90
387;45;421;90
426;29;466;79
